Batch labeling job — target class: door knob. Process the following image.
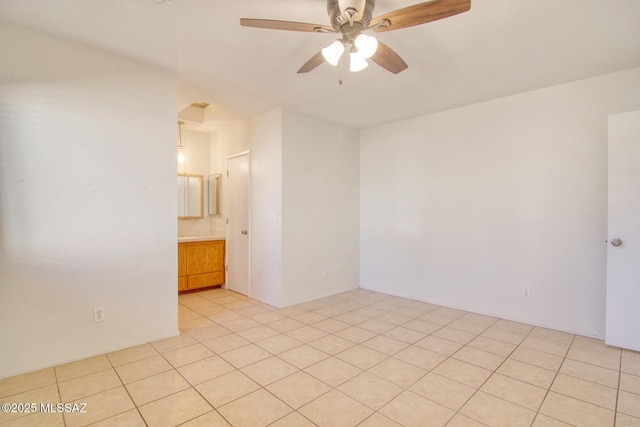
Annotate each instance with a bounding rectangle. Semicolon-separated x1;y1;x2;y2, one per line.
241;230;248;235
611;238;623;247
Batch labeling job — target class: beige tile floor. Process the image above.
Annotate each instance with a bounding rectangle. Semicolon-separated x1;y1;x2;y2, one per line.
2;287;640;427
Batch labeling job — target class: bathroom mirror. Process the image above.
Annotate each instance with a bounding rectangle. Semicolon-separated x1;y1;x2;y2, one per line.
177;174;203;219
208;174;220;215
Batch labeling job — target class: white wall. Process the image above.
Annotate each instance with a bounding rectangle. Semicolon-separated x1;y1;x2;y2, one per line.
281;108;360;306
248;109;283;306
0;23;178;378
177;128;216;237
178;128;211;176
218;121;250;159
360;68;640;338
246;108;360;307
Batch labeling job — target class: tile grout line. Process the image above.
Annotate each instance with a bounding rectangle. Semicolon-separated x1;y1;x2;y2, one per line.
105;349;150;427
441;317;532;426
183;293;336;425
52;364;68;427
529;333;576;427
612;348;623;427
542;346;624;414
163;293;266;425
233;291;399;425
151;324;238;427
249;293;411;425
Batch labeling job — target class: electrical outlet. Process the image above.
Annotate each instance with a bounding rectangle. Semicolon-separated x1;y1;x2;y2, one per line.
94;307;104;322
323;268;329;278
522;287;530;298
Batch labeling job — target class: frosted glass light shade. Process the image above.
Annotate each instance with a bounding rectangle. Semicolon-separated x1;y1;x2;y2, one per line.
177;147;186;164
355;34;378;59
322;40;345;66
349;51;368;72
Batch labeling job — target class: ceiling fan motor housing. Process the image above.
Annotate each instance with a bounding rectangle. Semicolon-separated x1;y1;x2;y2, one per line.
329;0;375;29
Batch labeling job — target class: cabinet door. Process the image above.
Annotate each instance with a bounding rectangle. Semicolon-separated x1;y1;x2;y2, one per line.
186;243;216;275
211;241;225;271
178;245;187;277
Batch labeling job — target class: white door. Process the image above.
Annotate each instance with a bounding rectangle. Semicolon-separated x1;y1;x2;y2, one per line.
605;110;640;351
226;153;250;296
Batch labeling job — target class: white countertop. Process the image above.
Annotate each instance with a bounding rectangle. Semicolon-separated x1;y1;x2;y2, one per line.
178;235;225;242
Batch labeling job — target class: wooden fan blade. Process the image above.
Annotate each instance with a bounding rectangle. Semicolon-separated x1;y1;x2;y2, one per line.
370;41;408;74
370;0;470;32
298;51;326;73
240;18;333;33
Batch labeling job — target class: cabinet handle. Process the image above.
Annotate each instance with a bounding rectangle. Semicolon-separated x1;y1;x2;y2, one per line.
241;230;248;235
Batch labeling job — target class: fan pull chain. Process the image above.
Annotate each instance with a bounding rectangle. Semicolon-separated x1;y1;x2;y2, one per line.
338;49;348;85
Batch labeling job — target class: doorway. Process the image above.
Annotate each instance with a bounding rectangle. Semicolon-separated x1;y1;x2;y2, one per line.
226;152;250;296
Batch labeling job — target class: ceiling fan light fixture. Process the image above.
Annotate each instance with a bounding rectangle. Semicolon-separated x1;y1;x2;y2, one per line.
241;0;471;76
354;33;378;59
349;50;368;72
322;40;345;66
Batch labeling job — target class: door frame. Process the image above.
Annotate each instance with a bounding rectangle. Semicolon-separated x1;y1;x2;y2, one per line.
225;151;251;296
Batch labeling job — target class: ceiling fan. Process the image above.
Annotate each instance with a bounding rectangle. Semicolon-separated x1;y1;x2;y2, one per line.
240;0;471;75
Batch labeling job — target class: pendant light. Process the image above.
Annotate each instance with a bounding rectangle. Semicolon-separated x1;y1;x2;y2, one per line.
177;121;186;164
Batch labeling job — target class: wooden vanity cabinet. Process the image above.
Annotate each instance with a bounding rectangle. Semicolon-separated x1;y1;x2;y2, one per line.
178;245;188;292
178;240;225;292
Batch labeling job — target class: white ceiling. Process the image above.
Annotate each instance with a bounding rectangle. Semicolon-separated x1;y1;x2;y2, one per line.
2;0;640;129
